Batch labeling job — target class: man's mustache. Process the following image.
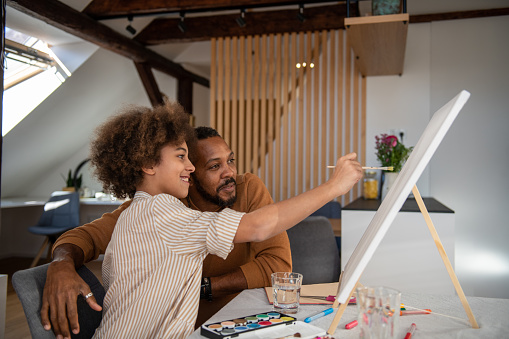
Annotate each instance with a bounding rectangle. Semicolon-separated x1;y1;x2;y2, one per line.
217;178;236;192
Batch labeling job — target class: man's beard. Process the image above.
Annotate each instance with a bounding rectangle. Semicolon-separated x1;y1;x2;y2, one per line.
193;176;237;208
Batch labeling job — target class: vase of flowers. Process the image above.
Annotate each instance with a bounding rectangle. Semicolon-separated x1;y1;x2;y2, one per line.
375;134;413;200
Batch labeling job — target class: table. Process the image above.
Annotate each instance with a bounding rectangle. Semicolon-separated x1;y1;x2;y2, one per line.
342;197;456;295
189;288;509;338
0;197;125;258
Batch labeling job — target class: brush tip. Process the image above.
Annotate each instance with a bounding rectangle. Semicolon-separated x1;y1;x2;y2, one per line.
387;167;394;171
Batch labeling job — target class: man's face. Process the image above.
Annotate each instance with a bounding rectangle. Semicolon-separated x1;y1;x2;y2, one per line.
190;136;237;209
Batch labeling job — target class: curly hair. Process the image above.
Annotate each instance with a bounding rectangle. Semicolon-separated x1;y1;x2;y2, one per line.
90;101;196;199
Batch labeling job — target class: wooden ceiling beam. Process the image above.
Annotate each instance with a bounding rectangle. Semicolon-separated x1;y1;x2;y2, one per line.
83;0;341;20
6;0;209;87
135;4;358;44
410;7;509;23
134;62;165;107
134;5;509;44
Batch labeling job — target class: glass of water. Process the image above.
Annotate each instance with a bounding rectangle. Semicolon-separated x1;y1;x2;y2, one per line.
356;286;401;339
271;272;303;314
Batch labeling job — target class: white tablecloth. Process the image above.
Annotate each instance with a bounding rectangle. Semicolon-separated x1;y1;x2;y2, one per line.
189;288;509;338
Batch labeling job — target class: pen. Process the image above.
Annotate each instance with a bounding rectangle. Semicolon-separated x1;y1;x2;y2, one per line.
404;323;417;339
345;319;358;329
304;307;334;323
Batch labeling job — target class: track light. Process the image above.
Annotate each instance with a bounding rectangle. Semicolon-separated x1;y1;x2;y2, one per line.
236;9;246;27
178;12;187;33
125;15;136;35
297;4;306;23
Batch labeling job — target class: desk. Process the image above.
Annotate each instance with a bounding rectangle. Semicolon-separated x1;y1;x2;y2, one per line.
0;197;124;258
190;288;509;338
342;197;455;295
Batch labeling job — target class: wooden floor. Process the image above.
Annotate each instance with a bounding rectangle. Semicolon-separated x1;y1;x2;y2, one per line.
2;257;102;339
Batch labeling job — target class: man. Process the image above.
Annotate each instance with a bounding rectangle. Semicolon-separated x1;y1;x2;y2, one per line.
42;126;292;338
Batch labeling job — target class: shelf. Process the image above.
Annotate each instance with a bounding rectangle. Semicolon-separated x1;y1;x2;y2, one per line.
345;13;409;76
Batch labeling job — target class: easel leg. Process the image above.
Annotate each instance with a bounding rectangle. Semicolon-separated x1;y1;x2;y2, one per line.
412;185;479;329
327;279;360;335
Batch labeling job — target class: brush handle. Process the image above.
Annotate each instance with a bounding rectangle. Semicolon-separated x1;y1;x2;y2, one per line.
327;166;393;171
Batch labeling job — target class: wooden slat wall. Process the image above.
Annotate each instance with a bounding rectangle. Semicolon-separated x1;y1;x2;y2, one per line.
210;30;366;205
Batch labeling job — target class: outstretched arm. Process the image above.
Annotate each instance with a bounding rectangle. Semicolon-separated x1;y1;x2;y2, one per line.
236;153;362;243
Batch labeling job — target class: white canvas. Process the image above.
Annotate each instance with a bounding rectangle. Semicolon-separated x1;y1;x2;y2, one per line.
336;90;471;303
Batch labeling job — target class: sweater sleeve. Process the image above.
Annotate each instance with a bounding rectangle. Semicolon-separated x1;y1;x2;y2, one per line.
52;200;132;262
238;174;293;288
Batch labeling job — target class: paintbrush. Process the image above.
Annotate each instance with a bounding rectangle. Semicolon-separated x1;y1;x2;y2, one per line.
327;166;394;171
275;333;301;339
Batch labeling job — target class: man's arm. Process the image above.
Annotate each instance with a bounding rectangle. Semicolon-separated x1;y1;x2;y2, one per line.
40;244;101;338
41;200;131;338
52;200;132;262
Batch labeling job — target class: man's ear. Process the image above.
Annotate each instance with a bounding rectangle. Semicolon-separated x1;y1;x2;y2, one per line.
142;166;156;175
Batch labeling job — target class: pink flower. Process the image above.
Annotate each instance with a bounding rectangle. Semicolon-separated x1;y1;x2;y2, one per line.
386;135;398;147
374;133;413;172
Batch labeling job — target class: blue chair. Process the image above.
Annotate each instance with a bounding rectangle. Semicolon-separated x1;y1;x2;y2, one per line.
310;200;342;253
28;191;80;267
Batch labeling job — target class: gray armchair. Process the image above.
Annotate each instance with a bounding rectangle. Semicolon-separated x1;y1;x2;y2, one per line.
286;216;341;285
12;263;105;339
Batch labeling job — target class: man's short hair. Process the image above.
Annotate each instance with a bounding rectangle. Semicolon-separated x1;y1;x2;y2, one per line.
195;126;221;140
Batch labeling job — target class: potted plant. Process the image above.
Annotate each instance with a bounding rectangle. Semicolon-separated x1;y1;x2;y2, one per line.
375;134;413;200
62;169;82;192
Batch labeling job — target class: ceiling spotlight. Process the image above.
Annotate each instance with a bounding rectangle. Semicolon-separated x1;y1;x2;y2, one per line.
125;15;136;35
310;62;315;68
296;63;301;68
236;9;246;27
178;12;187;33
297;4;306;23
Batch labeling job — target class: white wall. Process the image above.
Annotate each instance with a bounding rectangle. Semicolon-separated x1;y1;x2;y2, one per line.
366;23;432;195
429;16;509;299
367;17;509;298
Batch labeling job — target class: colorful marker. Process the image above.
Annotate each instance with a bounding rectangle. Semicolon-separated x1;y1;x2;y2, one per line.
304;308;334;323
400;309;431;316
404;323;417;339
345;320;358;329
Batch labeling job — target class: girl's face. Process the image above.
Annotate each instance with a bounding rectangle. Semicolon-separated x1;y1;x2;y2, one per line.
151;142;195;198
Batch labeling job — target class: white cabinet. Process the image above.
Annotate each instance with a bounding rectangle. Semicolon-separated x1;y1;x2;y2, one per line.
342;198;455;295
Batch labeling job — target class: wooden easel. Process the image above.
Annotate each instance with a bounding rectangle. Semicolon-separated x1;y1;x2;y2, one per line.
327;185;479;335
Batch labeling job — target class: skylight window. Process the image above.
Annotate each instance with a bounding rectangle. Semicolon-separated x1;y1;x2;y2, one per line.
2;27;71;136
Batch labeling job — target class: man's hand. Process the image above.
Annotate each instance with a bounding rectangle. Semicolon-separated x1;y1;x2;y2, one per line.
40;246;102;339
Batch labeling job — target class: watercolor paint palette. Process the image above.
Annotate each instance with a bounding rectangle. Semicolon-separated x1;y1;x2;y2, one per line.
200;311;298;338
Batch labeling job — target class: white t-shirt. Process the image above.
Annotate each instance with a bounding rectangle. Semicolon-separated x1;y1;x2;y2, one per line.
93;191;244;338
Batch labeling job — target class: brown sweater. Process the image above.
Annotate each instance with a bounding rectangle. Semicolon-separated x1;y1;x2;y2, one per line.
53;173;292;326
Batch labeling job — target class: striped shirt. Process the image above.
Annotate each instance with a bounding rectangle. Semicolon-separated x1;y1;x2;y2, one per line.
92;191;244;338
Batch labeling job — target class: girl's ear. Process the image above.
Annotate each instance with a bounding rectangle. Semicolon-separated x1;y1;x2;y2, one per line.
142;166;155;175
